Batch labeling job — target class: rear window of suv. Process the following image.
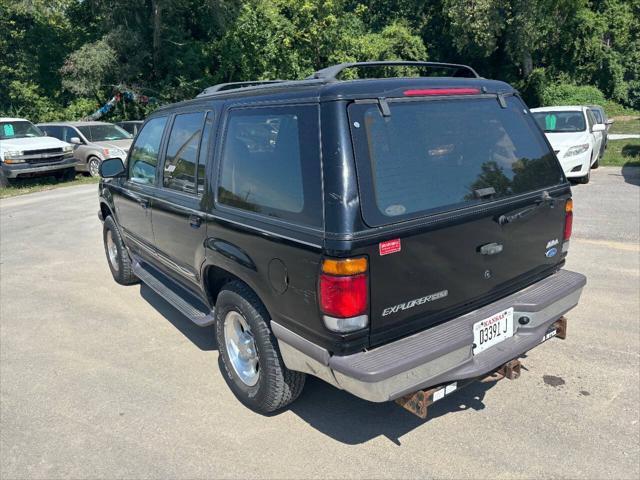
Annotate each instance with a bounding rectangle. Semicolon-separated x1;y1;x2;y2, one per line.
349;96;563;226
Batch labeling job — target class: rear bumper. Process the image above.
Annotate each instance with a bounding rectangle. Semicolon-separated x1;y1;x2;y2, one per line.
273;269;586;402
1;157;78;178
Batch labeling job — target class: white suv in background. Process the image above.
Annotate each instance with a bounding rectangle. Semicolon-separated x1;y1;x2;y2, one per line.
0;118;76;187
530;106;605;184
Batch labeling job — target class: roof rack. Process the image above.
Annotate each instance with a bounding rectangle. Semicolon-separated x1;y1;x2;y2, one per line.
197;80;286;97
193;61;481;99
309;61;480;80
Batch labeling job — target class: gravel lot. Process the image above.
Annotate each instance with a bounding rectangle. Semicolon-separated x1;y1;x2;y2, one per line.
1;166;639;479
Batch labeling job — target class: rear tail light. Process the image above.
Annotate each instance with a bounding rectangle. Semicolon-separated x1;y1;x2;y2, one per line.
564;199;573;241
562;199;573;253
321;257;368;276
319;257;369;333
404;88;480;96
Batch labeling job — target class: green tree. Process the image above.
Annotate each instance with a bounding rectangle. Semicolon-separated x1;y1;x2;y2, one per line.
60;38;116;101
216;0;426;82
1;0;639;118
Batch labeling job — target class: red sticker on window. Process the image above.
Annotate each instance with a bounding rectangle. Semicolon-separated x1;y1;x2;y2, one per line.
379;238;401;256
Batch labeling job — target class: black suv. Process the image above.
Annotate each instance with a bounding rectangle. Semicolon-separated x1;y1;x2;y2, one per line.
98;61;586;414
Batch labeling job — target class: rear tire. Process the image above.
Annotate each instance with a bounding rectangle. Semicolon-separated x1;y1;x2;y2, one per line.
103;216;138;285
215;281;305;414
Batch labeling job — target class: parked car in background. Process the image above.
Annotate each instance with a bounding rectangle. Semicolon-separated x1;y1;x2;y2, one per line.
116;120;144;136
588;105;614;154
0;117;76;187
38;121;133;177
531;106;605;184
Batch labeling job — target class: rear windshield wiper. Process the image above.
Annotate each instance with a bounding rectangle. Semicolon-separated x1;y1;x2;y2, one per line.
497;191;555;225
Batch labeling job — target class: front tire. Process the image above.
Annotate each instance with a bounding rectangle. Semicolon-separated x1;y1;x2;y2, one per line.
88;157;101;177
103;216;138;285
215;281;305;414
578;164;591;184
0;170;9;188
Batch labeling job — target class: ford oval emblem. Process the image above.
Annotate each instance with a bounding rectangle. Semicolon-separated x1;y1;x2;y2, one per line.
545;247;558;258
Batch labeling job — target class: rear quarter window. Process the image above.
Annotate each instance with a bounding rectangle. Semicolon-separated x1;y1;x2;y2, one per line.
216;104;322;228
350;96;564;226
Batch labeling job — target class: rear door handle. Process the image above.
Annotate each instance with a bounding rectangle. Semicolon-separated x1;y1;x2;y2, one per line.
189;214;203;229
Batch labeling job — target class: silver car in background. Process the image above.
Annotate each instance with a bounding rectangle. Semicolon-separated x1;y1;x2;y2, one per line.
38;121;133;176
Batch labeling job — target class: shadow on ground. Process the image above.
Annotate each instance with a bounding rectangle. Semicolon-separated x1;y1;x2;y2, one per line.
140;284;217;351
287;376;502;445
139;281;507;444
621;164;640;186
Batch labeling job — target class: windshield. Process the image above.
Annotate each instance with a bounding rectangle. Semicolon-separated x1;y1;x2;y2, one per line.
77;124;132;141
349;96;563;226
532;111;586;133
1;121;44;140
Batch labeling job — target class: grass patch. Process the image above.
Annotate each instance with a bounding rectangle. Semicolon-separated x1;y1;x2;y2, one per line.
603;101;639;118
0;174;99;199
601;138;640;167
609;116;640;134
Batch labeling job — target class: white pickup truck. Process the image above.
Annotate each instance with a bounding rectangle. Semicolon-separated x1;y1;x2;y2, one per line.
0;117;77;187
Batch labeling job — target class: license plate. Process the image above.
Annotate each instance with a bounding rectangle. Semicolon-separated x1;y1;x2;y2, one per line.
473;307;514;355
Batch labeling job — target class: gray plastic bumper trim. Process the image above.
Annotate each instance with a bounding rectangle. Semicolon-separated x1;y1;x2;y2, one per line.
273;269;586;402
271;320;330;366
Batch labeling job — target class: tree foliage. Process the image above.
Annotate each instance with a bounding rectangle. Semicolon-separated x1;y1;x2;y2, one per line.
60;39;116;100
1;0;638;122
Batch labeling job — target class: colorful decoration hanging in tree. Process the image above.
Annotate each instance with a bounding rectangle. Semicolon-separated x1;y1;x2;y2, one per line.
84;90;156;121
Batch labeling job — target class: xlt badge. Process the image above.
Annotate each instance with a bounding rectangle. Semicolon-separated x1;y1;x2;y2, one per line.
382;290;448;316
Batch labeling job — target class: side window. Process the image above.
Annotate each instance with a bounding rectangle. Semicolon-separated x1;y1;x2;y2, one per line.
163;112;205;194
217;105;322;227
586;110;594;130
129;117;167;185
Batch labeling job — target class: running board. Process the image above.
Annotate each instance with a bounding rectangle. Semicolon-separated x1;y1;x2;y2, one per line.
132;260;215;327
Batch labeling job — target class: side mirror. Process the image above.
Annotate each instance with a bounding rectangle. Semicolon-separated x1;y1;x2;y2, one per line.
592;124;606;132
99;157;126;178
606;119;615;125
70;137;82;145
